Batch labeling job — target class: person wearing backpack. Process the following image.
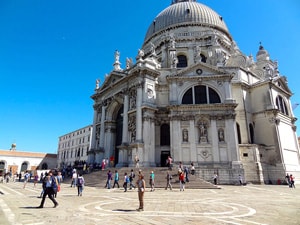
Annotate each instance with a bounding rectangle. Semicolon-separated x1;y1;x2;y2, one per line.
37;170;58;208
77;173;85;196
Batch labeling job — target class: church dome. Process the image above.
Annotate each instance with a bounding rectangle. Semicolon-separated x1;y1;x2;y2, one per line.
144;0;230;43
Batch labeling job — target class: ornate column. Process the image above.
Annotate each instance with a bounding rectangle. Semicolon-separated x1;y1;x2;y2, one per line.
136;82;143;142
224;80;234;103
170;116;181;162
189;119;197;163
210;117;220;162
122;90;129;144
225;114;241;166
169;81;177;105
89;106;99;164
117;90;130;168
96;103;106;163
142;115;156;167
100;104;106;149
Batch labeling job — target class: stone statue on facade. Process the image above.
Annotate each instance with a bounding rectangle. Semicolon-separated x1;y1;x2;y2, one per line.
126;57;133;69
218;128;225;142
194;45;202;63
182;129;189;142
199;123;208;143
128;116;136;143
113;50;122;71
169;33;176;48
95;79;100;89
150;42;156;56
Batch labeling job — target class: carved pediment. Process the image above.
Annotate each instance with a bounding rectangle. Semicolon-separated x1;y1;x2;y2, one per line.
175;62;226;77
272;76;292;95
100;71;126;90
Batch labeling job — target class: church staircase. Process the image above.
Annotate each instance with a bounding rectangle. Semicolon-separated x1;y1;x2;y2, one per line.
66;167;220;189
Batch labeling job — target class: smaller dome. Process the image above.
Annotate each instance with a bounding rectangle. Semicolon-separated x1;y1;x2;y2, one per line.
256;44;270;61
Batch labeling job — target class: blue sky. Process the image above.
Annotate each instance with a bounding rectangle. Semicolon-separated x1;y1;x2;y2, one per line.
0;0;299;153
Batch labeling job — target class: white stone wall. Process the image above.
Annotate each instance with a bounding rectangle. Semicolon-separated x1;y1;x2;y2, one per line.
57;125;92;168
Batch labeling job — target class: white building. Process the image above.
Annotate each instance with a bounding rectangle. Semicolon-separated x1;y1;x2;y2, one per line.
88;0;300;184
57;125;93;169
0;143;57;176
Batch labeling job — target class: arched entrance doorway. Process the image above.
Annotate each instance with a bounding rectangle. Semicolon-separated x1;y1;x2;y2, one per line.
21;162;28;172
160;124;170;167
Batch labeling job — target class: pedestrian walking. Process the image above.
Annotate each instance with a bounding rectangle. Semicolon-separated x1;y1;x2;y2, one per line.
179;170;185;191
123;172;129;192
113;170;119;188
33;172;39;188
129;169;136;190
37;170;59;208
54;171;63;198
285;173;290;186
135;155;140;168
289;174;295;188
23;171;30;189
77;173;85;196
105;170;112;189
149;171;155;191
238;174;243;185
71;170;77;187
184;166;189;182
213;172;218;185
165;171;172;190
136;173;146;211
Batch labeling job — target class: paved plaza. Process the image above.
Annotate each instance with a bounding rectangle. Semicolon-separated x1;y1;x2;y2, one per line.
0;181;299;225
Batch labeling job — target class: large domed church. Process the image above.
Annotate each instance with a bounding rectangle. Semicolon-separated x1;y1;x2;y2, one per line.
88;0;300;184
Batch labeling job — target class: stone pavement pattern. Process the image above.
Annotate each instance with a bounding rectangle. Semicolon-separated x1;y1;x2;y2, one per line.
0;181;299;225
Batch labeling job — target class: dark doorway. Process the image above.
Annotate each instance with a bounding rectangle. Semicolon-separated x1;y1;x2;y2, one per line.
160;124;170;146
115;106;124;165
161;151;170;167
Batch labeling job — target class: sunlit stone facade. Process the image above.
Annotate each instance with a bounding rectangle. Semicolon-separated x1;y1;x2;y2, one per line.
88;0;300;184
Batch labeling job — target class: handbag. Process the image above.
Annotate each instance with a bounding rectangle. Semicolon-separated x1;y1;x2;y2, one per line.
57;185;61;192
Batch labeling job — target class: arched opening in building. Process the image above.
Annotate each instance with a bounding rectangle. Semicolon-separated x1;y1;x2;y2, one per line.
200;54;207;63
160;124;170;146
160;124;170;167
0;161;5;170
182;85;221;104
249;123;254;144
276;95;289;116
21;162;28;172
236;123;241;144
114;106;124;165
177;55;188;68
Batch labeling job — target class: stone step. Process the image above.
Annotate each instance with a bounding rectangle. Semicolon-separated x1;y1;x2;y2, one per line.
65;167;220;189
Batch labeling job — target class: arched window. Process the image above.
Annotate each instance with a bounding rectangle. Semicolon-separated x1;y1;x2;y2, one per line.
160;124;170;146
177;55;187;68
182;85;221;104
0;161;5;170
236;123;241;144
200;54;207;63
276;96;289;116
21;162;28;172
